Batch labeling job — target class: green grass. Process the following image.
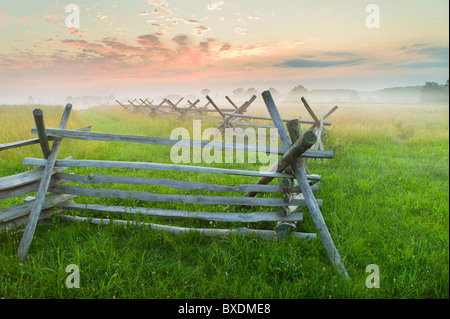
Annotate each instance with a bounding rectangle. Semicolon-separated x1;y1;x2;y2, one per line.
0;103;448;299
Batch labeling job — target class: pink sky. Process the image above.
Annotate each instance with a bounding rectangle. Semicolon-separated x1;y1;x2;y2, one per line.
0;0;448;103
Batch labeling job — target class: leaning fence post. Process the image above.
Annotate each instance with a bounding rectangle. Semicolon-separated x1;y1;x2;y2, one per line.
33;109;51;159
262;91;349;278
244;130;316;198
206;95;225;119
225;96;238;109
287;119;310;174
17;103;73;260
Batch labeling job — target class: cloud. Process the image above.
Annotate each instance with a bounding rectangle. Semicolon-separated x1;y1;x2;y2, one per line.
102;37;144;56
0;13;10;21
389;44;450;70
69;28;87;38
193;25;209;36
399;44;449;59
233;27;247;35
399;61;449;69
4;30;314;91
208;1;224;11
323;51;359;57
172;35;190;47
136;34;162;47
416;46;449;61
219;43;232;51
276;58;365;68
60;39;119;58
198;38;215;53
182;18;199;25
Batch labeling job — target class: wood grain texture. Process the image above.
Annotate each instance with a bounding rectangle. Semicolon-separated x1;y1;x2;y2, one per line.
17;104;72;259
61;214;317;241
0;193;75;223
24;158;295;179
0;160;71;191
220;112;332;126
60;202;304;222
53;172;317;194
262;91;348;278
244;130;317;197
50;185;323;207
33;109;51;159
29;127;334;158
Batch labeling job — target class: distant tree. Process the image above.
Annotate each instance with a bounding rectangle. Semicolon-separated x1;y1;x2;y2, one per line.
286;84;308;102
201;89;211;96
246;88;258;96
268;88;280;97
291;84;308;95
420;81;448;102
233;88;245;96
65;96;73;104
348;91;360;102
25;96;35;105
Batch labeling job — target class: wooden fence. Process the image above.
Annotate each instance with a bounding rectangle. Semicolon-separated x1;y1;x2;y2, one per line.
115;95;250;119
115;94;336;158
0;92;347;277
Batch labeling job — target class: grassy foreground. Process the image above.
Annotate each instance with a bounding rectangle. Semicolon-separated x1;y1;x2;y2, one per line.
0;102;448;299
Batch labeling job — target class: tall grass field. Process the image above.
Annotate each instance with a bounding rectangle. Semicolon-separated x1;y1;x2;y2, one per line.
0;101;448;299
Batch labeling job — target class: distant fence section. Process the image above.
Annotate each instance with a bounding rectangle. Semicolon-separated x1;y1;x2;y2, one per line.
0;92;346;277
115;95;241;119
114;94;337;156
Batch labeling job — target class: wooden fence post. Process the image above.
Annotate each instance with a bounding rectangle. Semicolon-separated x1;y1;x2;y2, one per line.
225;96;238;109
17;104;73;260
262;91;349;278
244;130;316;198
206;95;225;119
287;119;310;174
33;109;51;159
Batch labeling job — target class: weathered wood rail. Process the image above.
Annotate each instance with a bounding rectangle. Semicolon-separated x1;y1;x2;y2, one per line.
1;93;347;277
0;163;75;233
115;95;243;119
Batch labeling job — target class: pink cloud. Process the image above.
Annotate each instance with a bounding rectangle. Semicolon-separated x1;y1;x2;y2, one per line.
2;29;314;92
0;12;10;21
219;43;232;51
60;39;120;59
68;28;87;38
182;18;199;25
193;26;209;36
136;34;163;47
208;1;224;11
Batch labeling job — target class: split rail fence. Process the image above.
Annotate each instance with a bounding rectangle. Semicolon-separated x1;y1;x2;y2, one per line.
116;94;337;158
115;95;250;119
0;92;347;277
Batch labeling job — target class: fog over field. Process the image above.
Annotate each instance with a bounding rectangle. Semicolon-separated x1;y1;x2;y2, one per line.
0;1;448;108
0;1;448;299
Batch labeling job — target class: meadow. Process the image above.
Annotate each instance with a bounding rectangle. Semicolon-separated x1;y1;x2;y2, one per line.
0;100;448;299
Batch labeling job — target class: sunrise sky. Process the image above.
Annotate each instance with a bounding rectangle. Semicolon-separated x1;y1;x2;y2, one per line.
0;0;448;102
